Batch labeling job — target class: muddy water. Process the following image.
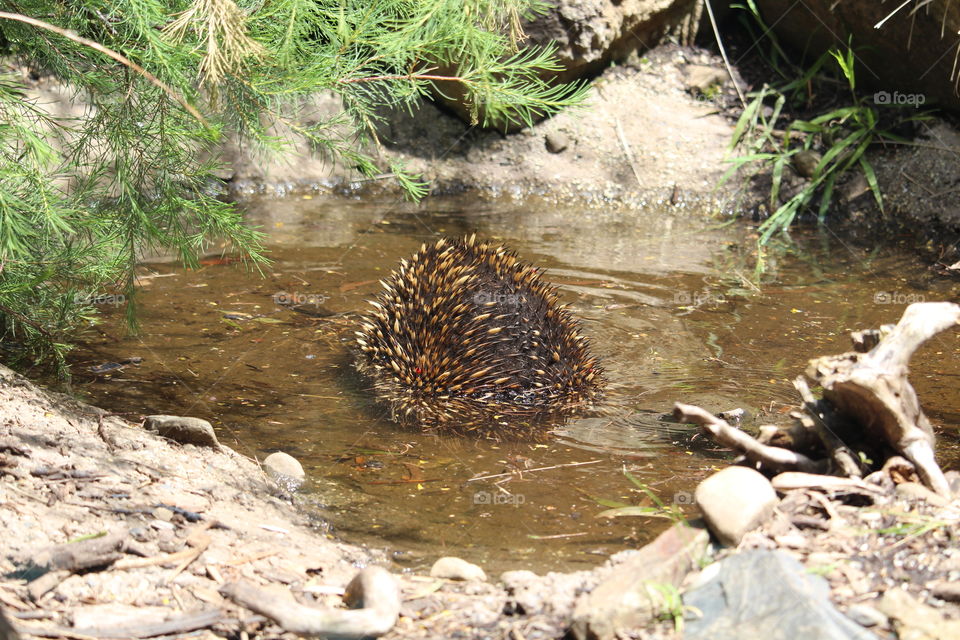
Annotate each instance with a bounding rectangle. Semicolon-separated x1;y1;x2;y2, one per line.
70;195;960;574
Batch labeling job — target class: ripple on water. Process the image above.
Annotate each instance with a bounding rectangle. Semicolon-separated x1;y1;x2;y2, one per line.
67;194;960;573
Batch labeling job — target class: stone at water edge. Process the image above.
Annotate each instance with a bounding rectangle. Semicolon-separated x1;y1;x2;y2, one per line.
846;605;888;628
144;415;219;449
569;522;710;640
263;452;305;490
695;466;778;546
545;132;569;154
430;557;487;582
683;550;877;640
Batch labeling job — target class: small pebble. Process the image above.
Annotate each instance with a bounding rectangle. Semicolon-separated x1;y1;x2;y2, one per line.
430;556;487;581
846;604;887;628
153;506;174;522
545;133;568;154
263;451;306;490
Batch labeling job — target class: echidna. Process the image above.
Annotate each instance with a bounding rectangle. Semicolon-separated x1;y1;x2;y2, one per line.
354;235;604;435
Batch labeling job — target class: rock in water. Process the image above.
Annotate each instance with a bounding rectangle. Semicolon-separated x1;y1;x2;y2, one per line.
263;451;305;490
144;415;220;449
355;236;603;435
695;466;777;546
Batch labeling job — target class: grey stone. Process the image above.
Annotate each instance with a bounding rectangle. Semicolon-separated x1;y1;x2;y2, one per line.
144;415;219;448
570;523;710;640
684;550;878;640
685;65;727;94
263;452;305;490
695;466;777;547
545;132;569;154
792;149;822;179
430;557;486;582
846;604;888;628
152;506;174;522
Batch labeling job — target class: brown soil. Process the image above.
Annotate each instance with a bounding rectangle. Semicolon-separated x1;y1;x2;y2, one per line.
222;45;741;209
0;363;679;640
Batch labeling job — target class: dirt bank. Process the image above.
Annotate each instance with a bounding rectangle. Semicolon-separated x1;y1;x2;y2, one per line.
222;44;739;208
0;363;690;639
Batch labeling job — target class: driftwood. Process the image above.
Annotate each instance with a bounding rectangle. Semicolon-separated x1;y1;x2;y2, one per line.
30;530;127;573
770;472;885;496
220;566;400;638
675;302;957;496
15;609;221;639
672;403;826;474
806;302;958;496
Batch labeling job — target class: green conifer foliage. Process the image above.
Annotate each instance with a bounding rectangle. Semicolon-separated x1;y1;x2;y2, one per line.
0;1;586;374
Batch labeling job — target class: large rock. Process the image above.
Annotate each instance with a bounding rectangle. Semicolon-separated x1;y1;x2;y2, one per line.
684;550;878;640
144;415;220;449
758;1;960;110
569;522;710;640
437;0;703;128
695;466;777;546
523;0;702;82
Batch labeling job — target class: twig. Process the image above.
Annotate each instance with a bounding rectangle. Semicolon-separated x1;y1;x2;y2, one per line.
18;609;221;639
467;460;602;482
612;116;643;186
0;12;206;126
221;566;400;638
704;0;746;108
0;303;52;338
527;532;589;540
673;402;826;473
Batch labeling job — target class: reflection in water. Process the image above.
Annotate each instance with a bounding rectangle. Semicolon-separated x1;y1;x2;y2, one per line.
68;195;960;573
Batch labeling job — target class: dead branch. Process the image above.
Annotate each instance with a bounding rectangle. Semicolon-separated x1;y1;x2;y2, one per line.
806;302;959;496
15;609;220;639
672;403;827;474
220;566;400;638
30;530;127;573
771;471;885;496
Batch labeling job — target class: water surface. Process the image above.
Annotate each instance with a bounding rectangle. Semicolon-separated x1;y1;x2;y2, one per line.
69;194;960;573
